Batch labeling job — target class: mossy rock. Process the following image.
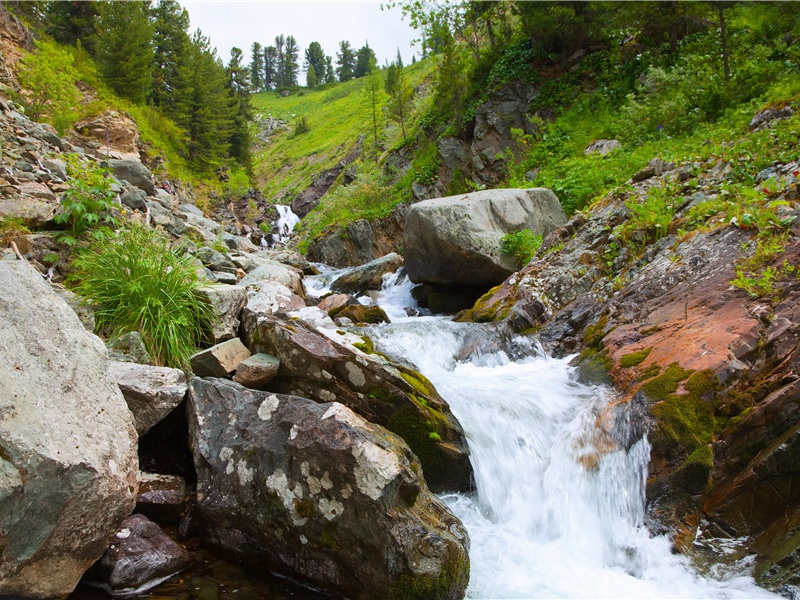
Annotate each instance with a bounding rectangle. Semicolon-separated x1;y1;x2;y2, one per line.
390;545;469;600
575;347;613;385
336;304;390;325
620;347;652;368
457;285;511;323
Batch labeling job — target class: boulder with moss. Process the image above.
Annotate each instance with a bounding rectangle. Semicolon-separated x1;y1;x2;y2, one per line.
187;378;470;600
243;312;472;492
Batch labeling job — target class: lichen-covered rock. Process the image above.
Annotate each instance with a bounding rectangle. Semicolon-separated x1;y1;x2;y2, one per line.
243;313;472;492
195;283;247;343
189;338;250;378
85;514;192;596
329;252;403;295
110;361;187;436
335;303;390;325
186;378;470;600
232;353;280;389
238;261;305;298
317;292;359;318
0;260;138;598
404;188;566;287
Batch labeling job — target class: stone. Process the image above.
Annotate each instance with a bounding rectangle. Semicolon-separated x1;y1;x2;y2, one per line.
189;338;251;378
120;187;147;211
318;293;359;318
50;281;95;331
196;246;237;274
195;283;247;343
334;303;390;325
584;139;621;155
329;252;404;295
749;106;794;131
631;157;675;183
40;157;67;182
107;331;154;365
404;188;566;286
85;514;192;596
186;378;470;600
110;361;188;436
238;261;305;298
0;196;56;227
107;159;155;196
232;353;280;389
74;110;141;157
136;472;187;524
0;260;138;598
240;280;307;330
243;313;472;492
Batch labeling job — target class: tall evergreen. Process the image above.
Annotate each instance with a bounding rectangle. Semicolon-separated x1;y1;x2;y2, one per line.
151;0;191;111
385;59;412;138
336;40;356;82
274;34;285;87
325;56;335;84
95;1;154;104
306;64;318;88
227;47;252;172
283;35;300;87
264;45;278;90
45;1;100;54
250;42;264;91
304;41;327;86
354;42;376;78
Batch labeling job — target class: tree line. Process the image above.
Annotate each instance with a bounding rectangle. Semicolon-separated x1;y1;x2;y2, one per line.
31;0;252;173
248;37;379;91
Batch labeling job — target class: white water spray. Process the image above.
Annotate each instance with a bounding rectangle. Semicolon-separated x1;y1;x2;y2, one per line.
276;204;300;241
362;273;777;599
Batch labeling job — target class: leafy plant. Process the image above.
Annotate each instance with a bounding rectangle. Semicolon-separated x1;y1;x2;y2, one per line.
54;155;118;246
294;115;311;135
69;224;213;368
0;217;30;247
501;229;543;266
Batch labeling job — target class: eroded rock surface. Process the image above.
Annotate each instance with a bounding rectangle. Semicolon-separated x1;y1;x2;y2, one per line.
186;378;470;600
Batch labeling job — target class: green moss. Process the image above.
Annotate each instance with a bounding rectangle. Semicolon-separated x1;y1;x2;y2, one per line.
457;285;511;323
620;347;652;368
640;363;693;402
576;347;614;385
354;336;375;354
429;432;442;442
583;314;610;348
388;404;448;478
636;363;662;382
294;499;315;519
320;529;338;552
389;545;468;600
400;369;436;398
368;387;392;402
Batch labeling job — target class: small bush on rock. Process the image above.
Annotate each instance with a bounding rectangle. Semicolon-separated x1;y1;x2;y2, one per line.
70;224;212;368
501;229;543;266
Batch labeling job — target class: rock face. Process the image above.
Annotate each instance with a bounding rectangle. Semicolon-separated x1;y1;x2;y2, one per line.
74;110;140;159
110;361;187;436
187;378;470;600
85;514;192;596
0;260;139;598
195;284;247;344
189;338;250;378
404;188;566;286
243;312;472;492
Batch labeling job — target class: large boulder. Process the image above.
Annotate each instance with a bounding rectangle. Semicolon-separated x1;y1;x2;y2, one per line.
404;188;566;286
0;260;139;598
187;378;470;600
107;159;156;196
195;283;247;343
242;313;472;492
109;361;187;436
74;110;140;158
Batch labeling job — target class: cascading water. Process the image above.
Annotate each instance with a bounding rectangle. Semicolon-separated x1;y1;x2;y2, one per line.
276;204;300;241
327;271;780;599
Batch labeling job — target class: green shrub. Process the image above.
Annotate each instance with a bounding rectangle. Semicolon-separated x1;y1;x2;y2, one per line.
54;155;118;246
70;224;213;368
294;115;311;135
501;229;543;266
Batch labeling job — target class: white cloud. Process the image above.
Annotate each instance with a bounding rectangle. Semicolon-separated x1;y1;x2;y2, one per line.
180;1;419;72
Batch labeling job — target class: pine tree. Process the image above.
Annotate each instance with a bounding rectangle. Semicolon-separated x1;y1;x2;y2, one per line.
95;1;154;104
354;42;376;78
336;40;356;82
250;42;264;91
274;34;285;87
395;48;404;68
325;56;335;84
304;41;327;86
361;56;383;155
385;60;412;139
283;35;300;87
264;45;278;90
45;1;100;54
306;64;318;88
151;0;191;111
227;47;252;172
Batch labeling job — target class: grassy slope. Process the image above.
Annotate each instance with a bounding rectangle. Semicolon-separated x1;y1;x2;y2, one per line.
250;58;436;203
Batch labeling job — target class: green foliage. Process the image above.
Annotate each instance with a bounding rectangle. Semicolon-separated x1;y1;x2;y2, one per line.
0;217;30;246
17;39;81;133
620;184;678;245
70;224;213;368
501;229;543;266
412;143;440;185
53;156;117;245
294;115;311;135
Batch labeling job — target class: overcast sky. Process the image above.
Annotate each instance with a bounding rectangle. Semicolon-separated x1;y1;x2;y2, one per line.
180;1;419;73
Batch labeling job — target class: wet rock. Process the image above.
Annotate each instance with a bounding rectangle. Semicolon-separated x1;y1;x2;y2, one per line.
404;188;566;286
136;472;186;524
232;353;281;389
85;514;192;596
0;260;138;598
243;313;472;492
186;378;470;600
110;361;188;436
329;252;403;295
334;303;390;325
317;293;359;318
195;283;247;344
189;338;251;378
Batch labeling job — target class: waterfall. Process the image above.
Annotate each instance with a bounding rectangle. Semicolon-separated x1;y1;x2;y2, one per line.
275;204;300;241
356;273;777;599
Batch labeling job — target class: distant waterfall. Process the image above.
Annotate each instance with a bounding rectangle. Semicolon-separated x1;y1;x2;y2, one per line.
276;204;300;241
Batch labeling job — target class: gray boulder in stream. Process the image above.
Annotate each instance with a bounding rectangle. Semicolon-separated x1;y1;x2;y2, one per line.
242;312;473;492
404;188;566;286
187;378;470;600
0;260;139;599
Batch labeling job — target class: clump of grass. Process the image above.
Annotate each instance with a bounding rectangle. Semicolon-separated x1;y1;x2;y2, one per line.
70;224;213;368
0;217;30;246
501;229;543;266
